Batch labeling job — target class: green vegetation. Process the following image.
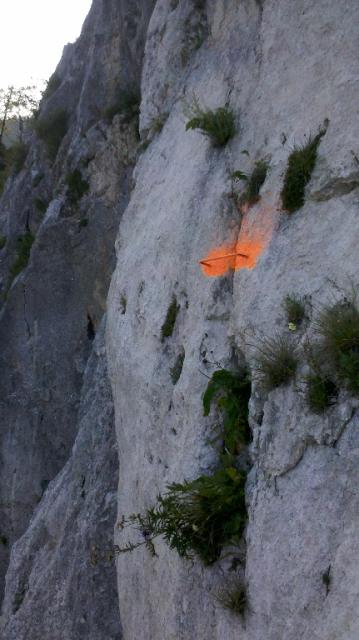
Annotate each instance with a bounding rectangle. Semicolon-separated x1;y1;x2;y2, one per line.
116;464;247;565
105;88;140;124
281;130;325;213
306;373;337;413
161;296;180;342
79;217;88;228
33;197;48;215
32;173;44;188
315;300;359;393
256;335;298;391
0;141;29;193
203;368;251;454
65;169;89;205
185;101;236;147
34;108;68;160
42;73;62;100
9;232;34;284
284;294;306;327
233;160;269;206
120;294;127;315
170;350;185;384
0;235;7;249
0;535;8;546
216;582;247;616
322;566;331;595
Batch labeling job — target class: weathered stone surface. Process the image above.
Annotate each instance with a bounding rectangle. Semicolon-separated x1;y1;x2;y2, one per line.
0;320;121;640
107;0;359;638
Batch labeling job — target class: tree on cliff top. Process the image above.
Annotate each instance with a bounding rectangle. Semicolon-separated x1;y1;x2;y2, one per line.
0;85;39;145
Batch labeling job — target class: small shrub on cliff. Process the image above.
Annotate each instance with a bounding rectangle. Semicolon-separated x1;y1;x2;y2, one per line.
255;335;298;391
203;368;251;454
283;294;306;328
34;108;69;160
305;373;337;413
116;464;247;565
0;235;7;250
215;581;247;616
185;100;236;147
65;169;89;205
42;73;62;100
315;299;359;393
281;129;326;213
161;296;180;342
233;160;269;206
9;232;35;284
170;349;185;384
105;88;140;124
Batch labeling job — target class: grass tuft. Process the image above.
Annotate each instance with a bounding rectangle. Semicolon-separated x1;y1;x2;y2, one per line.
315;300;359;393
233;160;269;206
185;100;236;147
203;368;251;454
306;373;337;413
255;335;298;391
281;130;325;213
284;294;306;327
161;296;180;342
216;582;247;616
170;350;185;384
105;88;140;124
65;169;89;205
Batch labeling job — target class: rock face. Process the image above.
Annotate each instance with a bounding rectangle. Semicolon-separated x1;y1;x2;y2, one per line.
107;1;359;639
1;0;359;639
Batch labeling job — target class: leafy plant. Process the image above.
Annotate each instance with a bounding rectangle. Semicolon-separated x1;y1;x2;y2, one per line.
105;88;140;124
116;465;247;565
9;232;35;283
79;217;88;228
185;100;236;147
281;129;326;213
284;294;306;327
0;235;7;249
66;169;89;205
203;368;251;454
255;335;298;391
161;296;180;342
34;108;69;160
306;373;337;413
315;300;359;393
233;160;269;206
215;581;247;616
170;350;185;384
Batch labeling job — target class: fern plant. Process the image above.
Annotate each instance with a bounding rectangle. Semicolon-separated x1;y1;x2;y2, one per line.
116;464;247;565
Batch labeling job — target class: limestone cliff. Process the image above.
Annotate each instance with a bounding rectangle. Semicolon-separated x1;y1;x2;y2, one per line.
1;1;359;639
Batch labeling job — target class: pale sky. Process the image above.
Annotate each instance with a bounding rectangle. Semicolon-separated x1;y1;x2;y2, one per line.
0;0;93;89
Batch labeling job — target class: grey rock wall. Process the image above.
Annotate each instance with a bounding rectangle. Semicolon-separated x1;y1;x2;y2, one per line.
0;0;155;636
107;0;359;638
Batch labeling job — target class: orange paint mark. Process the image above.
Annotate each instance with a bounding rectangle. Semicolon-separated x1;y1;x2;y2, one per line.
200;199;278;277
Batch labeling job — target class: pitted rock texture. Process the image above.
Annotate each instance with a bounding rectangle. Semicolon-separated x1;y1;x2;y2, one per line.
0;0;155;632
107;0;359;639
0;321;121;640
